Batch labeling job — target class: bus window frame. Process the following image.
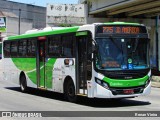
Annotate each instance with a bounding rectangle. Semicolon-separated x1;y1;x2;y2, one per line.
46;33;76;58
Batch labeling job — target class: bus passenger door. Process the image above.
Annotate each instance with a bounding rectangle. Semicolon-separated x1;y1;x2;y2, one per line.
76;32;92;95
37;37;46;88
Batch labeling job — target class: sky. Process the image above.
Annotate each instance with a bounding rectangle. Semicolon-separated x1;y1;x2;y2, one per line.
8;0;79;7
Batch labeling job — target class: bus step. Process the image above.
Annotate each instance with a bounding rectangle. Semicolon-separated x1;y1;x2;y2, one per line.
38;87;47;90
76;94;87;96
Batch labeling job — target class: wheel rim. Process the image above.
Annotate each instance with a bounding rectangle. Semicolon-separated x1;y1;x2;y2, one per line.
20;80;25;91
65;81;77;102
20;76;26;92
21;83;24;91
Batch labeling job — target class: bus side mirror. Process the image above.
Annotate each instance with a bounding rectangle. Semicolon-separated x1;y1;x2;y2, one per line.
92;41;97;53
88;39;97;54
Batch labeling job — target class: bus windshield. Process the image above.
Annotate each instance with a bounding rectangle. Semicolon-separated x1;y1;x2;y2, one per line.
95;37;149;70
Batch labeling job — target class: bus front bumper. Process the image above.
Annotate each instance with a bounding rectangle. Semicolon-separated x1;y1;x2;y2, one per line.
93;81;151;98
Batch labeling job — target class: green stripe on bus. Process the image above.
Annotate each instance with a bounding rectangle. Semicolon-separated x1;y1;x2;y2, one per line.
76;31;88;36
45;58;57;88
103;75;149;88
27;70;37;85
12;58;37;85
8;27;79;40
12;58;36;71
11;58;57;88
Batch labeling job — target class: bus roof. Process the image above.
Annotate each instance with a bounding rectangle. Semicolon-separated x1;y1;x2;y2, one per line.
7;22;143;40
104;22;142;26
8;26;79;40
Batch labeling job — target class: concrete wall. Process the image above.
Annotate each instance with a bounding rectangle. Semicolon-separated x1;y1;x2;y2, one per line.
0;0;46;36
6;17;32;36
46;4;87;26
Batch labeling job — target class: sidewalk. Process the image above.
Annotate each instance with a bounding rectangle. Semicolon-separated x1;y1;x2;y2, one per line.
151;76;160;88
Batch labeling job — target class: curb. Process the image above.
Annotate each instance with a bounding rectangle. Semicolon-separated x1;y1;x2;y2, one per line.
151;76;160;82
151;76;160;88
151;81;160;88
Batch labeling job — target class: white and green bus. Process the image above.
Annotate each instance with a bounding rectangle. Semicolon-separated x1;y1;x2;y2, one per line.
2;22;151;102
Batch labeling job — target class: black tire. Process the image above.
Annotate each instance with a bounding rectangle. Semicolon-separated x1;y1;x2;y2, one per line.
20;75;27;92
64;80;77;102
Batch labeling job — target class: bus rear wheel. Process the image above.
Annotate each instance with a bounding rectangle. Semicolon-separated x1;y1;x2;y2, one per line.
20;75;27;92
64;80;77;102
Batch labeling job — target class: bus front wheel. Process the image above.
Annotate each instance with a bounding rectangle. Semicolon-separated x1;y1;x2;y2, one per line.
64;80;77;102
20;75;27;92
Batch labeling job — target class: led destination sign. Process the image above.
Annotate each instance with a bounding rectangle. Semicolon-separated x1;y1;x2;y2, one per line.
97;26;147;34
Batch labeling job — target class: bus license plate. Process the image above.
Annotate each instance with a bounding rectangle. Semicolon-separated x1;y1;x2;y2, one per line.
123;89;134;94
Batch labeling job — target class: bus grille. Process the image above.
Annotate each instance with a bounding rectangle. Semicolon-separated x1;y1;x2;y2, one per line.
102;68;150;80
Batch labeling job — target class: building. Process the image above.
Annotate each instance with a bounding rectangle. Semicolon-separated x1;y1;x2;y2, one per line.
0;0;46;40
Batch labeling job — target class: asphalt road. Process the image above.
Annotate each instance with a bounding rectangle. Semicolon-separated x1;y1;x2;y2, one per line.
0;78;159;110
0;64;159;120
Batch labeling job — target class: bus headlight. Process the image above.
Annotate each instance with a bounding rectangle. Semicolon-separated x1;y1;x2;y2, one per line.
96;78;102;84
102;82;109;89
95;78;109;89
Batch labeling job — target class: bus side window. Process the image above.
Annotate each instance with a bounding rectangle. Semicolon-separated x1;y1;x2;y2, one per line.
10;41;18;57
27;39;36;57
4;41;11;57
62;35;73;58
48;36;61;57
18;40;27;57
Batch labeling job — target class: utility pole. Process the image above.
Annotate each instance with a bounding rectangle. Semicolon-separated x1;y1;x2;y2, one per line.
156;15;159;71
18;9;21;35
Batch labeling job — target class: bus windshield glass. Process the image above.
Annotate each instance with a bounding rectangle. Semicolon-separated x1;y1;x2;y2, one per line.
95;38;149;70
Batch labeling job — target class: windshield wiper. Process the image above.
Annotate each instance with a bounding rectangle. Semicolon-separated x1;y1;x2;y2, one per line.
109;36;125;64
132;38;139;53
109;36;123;53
